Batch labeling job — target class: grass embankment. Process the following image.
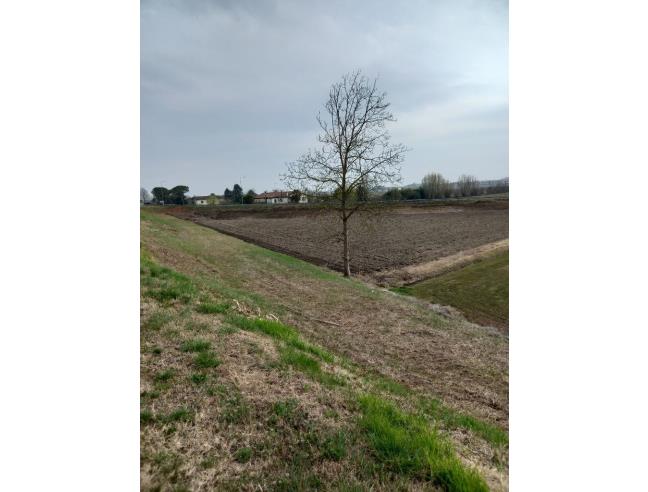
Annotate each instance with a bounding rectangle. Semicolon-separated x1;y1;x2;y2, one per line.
394;251;509;329
140;210;507;490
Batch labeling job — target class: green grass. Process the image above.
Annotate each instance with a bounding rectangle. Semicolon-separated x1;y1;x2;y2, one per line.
272;399;299;419
281;347;320;372
373;376;411;396
141;253;197;304
227;315;296;339
194;351;220;368
234;447;252;463
190;373;208;385
180;339;212;352
269;398;309;430
226;315;333;362
280;347;343;387
196;301;230;314
397;250;508;328
141;390;160;400
147;287;192;303
141;410;155;424
143;311;173;331
287;338;334;363
321;430;348;461
358;395;488;492
419;398;508;447
161;408;193;424
367;372;507;447
154;369;175;383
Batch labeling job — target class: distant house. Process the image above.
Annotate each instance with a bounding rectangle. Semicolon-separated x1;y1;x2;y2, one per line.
192;196;210;206
253;191;308;204
191;194;222;206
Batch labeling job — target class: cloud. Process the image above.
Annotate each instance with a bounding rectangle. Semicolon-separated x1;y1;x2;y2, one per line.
141;0;508;194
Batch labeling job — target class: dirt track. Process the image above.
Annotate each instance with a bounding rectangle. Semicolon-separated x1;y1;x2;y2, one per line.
169;202;509;277
370;238;510;287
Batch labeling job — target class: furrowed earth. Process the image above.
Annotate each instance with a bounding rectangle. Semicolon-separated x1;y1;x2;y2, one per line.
167;200;508;277
140;206;509;491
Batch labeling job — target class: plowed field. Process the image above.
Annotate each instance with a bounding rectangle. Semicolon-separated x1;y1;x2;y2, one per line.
170;202;509;276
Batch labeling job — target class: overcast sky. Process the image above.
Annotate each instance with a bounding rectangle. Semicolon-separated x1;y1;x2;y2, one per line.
141;0;508;196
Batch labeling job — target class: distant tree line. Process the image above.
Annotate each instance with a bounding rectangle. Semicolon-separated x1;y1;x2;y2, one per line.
382;173;508;201
141;173;507;206
149;185;190;204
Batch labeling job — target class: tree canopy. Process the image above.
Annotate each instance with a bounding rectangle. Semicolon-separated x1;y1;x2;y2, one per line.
242;189;257;204
151;187;169;204
168;185;190;204
151;185;189;204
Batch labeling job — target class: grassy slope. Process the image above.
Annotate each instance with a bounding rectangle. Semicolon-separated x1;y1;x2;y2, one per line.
146;211;509;424
140;210;508;491
395;251;509;330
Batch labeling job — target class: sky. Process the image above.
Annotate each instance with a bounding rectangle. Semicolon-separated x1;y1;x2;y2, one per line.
141;0;508;196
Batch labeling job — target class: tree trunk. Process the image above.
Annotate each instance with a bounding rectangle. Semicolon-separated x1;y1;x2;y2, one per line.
342;217;351;277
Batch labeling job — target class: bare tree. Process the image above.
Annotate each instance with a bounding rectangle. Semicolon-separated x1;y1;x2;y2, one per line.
140;187;151;204
421;172;450;199
284;71;407;276
457;174;479;197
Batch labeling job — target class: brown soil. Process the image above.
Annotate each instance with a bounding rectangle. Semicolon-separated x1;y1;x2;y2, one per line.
169;202;509;276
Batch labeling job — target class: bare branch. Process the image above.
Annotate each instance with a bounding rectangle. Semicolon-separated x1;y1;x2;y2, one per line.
282;71;409;276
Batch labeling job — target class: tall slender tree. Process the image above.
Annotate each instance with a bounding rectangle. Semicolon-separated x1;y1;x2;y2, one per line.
232;184;243;204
